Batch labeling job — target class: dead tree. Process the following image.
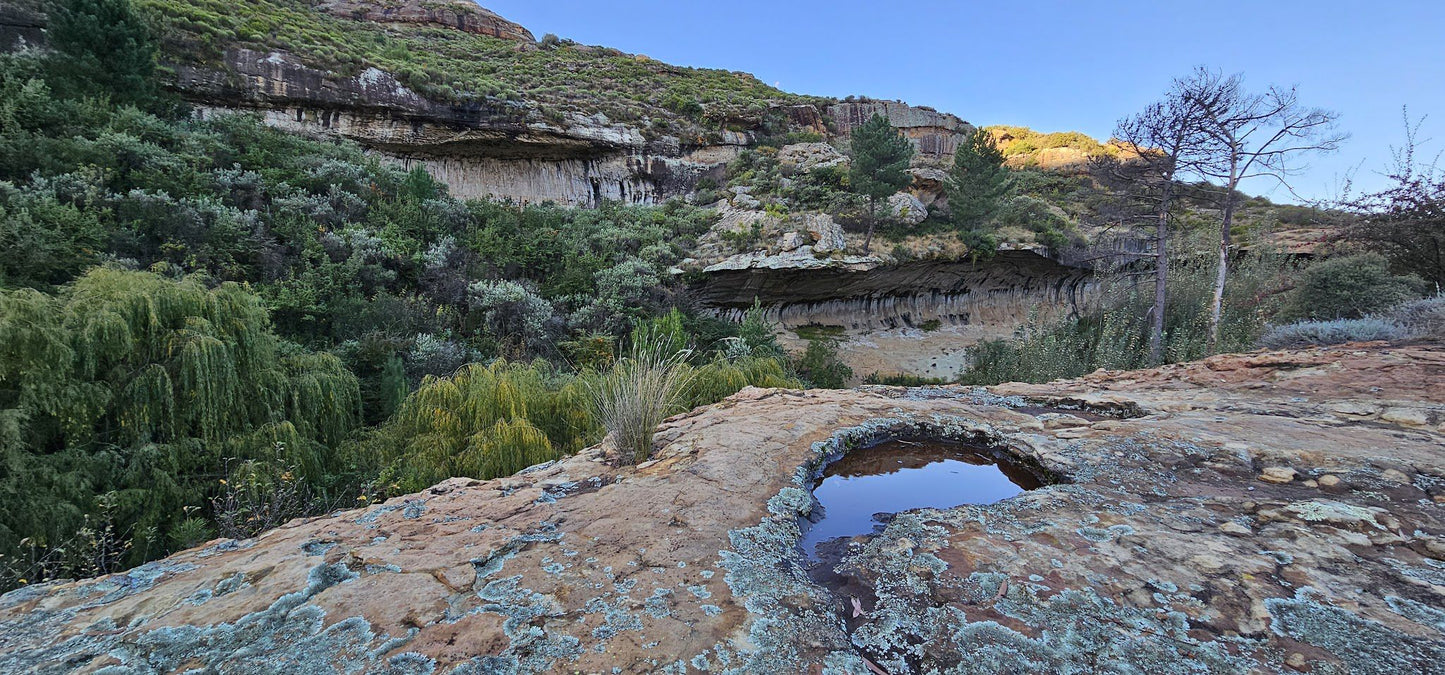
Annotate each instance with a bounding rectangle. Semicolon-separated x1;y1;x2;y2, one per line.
1096;85;1215;365
1180;68;1344;350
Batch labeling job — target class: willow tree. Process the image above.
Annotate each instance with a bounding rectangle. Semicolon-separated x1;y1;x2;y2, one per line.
362;360;593;495
0;267;361;582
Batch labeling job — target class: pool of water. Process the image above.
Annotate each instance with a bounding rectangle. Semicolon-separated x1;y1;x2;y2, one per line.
799;438;1045;562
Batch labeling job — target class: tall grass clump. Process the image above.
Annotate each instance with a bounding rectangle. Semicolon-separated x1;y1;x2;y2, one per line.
587;332;695;464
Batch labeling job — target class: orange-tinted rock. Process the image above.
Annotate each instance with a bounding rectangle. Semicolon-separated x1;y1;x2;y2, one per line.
2;343;1443;672
318;0;535;41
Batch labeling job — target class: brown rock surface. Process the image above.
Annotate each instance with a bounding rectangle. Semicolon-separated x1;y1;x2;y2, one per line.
2;344;1444;673
318;1;535;41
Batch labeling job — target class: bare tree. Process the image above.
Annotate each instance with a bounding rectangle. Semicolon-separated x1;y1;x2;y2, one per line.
1094;83;1215;364
1345;110;1445;288
1180;68;1345;350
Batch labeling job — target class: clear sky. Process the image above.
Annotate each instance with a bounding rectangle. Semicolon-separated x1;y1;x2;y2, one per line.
484;0;1445;203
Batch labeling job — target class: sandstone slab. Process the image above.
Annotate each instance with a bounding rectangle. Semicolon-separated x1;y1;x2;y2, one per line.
3;344;1444;673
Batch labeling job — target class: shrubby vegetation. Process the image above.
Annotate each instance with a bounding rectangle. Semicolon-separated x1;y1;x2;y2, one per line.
1277;252;1425;321
959;244;1299;384
0;267;362;578
0;0;813;590
1259;318;1408;349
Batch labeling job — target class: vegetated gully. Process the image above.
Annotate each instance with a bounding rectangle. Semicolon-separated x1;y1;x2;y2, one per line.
796;435;1056;629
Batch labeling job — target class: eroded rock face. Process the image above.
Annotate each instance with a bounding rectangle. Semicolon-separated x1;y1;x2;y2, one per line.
3;344;1443;673
698;250;1093;331
318;1;536;41
830;100;975;162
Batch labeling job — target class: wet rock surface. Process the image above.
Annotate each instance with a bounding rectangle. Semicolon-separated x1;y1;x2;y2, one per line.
3;344;1444;673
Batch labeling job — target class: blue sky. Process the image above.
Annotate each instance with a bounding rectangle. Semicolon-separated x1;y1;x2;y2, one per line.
485;1;1445;203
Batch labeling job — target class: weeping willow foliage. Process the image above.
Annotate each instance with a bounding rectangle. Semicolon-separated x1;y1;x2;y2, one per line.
680;356;800;410
361;352;801;495
361;360;592;494
0;267;361;577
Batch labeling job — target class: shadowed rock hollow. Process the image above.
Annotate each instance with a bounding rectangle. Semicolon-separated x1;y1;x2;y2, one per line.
2;344;1444;673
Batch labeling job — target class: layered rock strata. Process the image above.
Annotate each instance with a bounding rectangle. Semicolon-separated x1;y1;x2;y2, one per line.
5;343;1443;672
699;250;1092;331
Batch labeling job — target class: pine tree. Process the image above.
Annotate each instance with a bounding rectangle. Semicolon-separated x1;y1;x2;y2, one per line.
947;127;1014;229
849;113;915;252
48;0;160;108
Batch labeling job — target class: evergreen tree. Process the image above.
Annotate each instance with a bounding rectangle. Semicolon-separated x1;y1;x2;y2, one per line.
48;0;160;108
947;127;1014;229
849;113;915;252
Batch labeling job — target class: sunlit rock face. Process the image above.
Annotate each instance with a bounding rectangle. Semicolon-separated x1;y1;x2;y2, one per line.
4;344;1444;672
152;6;976;207
318;1;537;41
698;250;1093;331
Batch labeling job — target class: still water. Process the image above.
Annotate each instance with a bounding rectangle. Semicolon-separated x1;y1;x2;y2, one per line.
799;439;1044;561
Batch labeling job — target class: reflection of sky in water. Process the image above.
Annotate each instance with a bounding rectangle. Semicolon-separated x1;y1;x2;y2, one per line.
800;447;1031;560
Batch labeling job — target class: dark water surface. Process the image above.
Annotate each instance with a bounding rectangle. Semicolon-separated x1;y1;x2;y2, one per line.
799;439;1044;561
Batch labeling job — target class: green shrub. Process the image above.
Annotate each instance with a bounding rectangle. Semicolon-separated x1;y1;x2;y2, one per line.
362;360;589;494
862;373;948;386
1281;253;1425;320
793;339;853;389
0;268;361;584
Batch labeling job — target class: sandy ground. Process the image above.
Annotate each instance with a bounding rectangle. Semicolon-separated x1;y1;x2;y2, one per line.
778;324;1012;382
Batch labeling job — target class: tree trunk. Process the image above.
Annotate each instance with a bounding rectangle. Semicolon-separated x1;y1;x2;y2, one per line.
1207;153;1240;353
862;196;877;254
1150;196;1169;365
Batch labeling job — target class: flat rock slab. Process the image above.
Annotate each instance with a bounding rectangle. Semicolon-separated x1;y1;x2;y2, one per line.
2;344;1444;673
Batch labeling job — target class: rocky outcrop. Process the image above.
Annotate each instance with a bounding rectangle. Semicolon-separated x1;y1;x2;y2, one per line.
777;142;848;174
830;100;975;162
4;344;1443;672
318;1;535;41
0;1;43;52
182;48;747;205
697;250;1092;331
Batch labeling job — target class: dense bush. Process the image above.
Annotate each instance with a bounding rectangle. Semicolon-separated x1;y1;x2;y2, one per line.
0;268;361;583
1389;295;1445;338
1279;252;1425;321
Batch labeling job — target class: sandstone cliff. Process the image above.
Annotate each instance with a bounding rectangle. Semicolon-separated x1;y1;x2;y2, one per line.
3;343;1442;672
318;0;535;41
134;2;977;207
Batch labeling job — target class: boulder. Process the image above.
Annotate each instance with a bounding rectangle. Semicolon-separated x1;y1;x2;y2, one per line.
888;192;929;226
908;167;951;207
777;142;848;174
804;214;847;254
